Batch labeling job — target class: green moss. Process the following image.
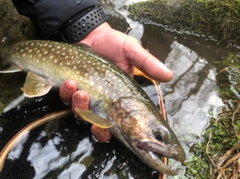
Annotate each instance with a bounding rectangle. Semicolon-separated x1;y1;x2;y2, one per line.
222;54;240;68
216;54;240;99
184;54;240;178
128;0;240;45
184;152;210;179
0;102;5;113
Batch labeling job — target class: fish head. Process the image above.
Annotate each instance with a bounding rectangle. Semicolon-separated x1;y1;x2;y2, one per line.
108;97;186;176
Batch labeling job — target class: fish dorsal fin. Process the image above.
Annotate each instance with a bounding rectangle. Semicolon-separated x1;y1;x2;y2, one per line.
74;108;113;129
0;64;22;73
21;72;52;98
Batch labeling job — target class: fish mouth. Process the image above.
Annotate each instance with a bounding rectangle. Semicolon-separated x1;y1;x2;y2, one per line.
146;150;178;176
134;141;185;176
137;140;186;162
134;147;179;176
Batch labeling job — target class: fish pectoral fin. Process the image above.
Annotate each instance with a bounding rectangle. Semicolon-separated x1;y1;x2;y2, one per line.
21;72;52;98
0;64;22;73
74;108;113;129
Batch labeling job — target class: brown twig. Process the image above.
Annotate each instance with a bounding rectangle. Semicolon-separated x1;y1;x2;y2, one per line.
0;109;72;171
216;143;240;169
206;129;217;169
217;152;240;179
231;104;240;139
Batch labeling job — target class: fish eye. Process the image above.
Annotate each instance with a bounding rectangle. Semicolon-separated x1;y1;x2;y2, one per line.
154;132;163;141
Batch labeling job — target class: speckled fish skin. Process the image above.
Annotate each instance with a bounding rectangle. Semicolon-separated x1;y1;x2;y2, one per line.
1;40;185;175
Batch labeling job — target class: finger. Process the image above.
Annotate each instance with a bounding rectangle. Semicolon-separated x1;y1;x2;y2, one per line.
59;79;78;105
91;125;112;143
72;92;113;143
124;36;173;82
72;90;89;113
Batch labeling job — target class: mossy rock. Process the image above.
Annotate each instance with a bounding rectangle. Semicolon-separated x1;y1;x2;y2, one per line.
128;0;240;45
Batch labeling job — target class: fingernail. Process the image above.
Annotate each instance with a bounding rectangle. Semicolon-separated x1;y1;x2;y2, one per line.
72;91;89;109
64;82;76;93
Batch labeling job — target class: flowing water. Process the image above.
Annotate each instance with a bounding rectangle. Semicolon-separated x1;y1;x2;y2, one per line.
0;0;239;178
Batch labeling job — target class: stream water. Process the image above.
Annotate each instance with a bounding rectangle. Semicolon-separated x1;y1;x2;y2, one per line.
0;0;239;179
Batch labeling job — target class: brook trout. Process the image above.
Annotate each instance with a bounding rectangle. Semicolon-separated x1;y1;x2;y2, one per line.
0;40;185;175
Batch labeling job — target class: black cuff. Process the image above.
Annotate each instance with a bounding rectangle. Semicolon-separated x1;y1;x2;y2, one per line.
60;6;107;43
12;0;102;40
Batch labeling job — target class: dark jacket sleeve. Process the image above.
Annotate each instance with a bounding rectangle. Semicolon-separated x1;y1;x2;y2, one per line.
12;0;100;37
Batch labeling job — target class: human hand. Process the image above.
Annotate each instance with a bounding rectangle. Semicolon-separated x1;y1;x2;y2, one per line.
80;22;173;81
59;80;113;143
60;22;173;143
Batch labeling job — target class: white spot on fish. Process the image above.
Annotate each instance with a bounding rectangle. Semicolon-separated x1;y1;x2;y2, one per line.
54;59;58;63
44;51;48;55
50;55;54;60
117;79;122;83
28;49;32;53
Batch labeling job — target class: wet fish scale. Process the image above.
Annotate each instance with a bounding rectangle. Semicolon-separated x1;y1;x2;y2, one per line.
3;40;148;116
